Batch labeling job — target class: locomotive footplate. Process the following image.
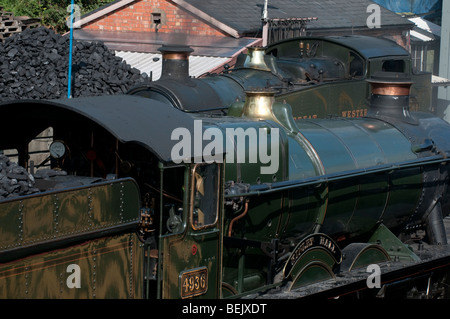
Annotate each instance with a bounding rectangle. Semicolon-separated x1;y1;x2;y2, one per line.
223;236;290;283
223;236;290;264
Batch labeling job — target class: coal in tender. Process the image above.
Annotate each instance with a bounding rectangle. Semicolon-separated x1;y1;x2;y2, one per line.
0;155;40;200
0;26;149;101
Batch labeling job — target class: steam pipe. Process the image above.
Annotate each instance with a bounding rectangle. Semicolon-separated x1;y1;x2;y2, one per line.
425;201;448;245
228;201;249;237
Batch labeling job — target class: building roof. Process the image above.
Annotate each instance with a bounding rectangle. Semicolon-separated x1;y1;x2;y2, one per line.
432;75;450;87
174;0;413;36
76;0;414;37
408;16;441;42
73;28;260;56
73;29;261;77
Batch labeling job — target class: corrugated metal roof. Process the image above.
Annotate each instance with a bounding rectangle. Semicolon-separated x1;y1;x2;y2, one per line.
410;30;434;42
409;17;441;42
432;75;450;87
409;17;441;37
115;51;230;80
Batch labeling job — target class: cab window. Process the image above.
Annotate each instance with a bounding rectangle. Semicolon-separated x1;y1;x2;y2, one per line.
349;52;364;77
382;59;405;72
191;164;220;229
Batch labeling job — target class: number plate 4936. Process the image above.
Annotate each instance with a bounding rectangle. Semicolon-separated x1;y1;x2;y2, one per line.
180;267;208;298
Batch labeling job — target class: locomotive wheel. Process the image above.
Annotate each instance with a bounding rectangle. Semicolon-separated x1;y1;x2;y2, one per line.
285;247;337;280
283;233;342;280
288;261;335;291
339;243;391;272
221;282;239;297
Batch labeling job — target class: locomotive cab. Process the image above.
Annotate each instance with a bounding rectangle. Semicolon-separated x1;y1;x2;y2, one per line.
0;95;225;299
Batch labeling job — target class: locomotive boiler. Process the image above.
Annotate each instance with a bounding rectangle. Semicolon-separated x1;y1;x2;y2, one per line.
0;66;449;299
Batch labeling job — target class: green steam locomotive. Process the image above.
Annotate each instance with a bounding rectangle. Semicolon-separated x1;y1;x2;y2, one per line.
0;36;449;300
129;35;432;119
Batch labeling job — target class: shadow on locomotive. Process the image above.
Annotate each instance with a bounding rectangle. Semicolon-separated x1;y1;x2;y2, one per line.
0;35;450;299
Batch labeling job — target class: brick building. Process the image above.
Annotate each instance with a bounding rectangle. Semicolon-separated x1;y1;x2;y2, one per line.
72;0;414;78
80;0;227;37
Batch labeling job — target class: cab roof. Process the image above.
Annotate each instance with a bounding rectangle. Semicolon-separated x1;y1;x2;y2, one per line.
0;94;208;163
267;35;410;59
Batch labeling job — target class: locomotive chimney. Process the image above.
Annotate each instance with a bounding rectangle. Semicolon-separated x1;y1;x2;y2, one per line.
366;72;416;124
158;45;194;80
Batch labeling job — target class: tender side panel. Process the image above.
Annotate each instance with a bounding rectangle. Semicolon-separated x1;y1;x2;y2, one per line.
0;178;141;258
0;232;143;298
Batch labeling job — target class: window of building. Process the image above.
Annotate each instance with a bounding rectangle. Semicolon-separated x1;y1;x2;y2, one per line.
151;9;166;32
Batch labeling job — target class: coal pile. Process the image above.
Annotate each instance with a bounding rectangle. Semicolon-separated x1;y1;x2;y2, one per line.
0;26;149;100
0;155;39;200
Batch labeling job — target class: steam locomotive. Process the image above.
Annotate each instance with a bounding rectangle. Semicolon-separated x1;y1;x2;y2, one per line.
128;35;432;119
0;35;449;300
